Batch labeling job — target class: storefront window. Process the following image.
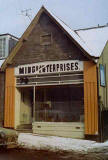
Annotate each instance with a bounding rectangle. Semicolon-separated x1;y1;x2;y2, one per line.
35;85;84;122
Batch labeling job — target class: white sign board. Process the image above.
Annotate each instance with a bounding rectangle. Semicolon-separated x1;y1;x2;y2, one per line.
15;60;83;76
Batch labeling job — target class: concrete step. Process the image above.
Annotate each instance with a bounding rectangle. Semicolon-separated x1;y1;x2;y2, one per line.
16;124;32;130
16;129;32;133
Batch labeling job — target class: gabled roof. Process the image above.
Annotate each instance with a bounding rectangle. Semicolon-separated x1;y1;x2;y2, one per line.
76;25;108;57
0;33;19;40
1;6;96;71
46;8;95;58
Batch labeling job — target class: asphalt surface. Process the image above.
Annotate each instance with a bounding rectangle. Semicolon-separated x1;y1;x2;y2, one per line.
0;149;108;160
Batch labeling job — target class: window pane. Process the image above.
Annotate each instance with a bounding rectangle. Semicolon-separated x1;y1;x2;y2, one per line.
2;38;6;57
0;38;6;58
35;85;84;122
0;39;2;49
0;39;3;57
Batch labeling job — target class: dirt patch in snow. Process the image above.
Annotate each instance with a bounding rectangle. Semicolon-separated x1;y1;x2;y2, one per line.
0;148;108;160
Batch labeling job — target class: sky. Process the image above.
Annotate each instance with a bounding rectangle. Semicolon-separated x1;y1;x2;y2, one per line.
0;0;108;37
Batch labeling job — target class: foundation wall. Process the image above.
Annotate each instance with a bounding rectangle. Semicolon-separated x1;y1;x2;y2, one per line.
33;122;84;138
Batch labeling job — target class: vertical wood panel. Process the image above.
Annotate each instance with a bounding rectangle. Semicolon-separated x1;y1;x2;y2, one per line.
4;68;15;128
84;61;98;135
94;82;98;134
84;82;88;132
91;83;95;133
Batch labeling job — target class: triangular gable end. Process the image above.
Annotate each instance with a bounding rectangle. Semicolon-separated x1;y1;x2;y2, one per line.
1;6;95;71
44;8;95;60
1;7;45;71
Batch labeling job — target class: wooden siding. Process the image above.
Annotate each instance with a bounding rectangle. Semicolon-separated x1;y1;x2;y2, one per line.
84;61;98;135
97;42;108;109
11;12;87;67
4;68;15;128
1;7;91;71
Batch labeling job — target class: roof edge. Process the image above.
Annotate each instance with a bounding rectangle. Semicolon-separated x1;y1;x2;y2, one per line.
1;6;96;71
1;6;45;71
75;24;108;32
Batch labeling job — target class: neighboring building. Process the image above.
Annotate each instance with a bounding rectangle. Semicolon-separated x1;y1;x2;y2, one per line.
97;41;108;141
76;26;108;141
0;34;18;60
0;34;18;126
1;7;99;140
76;25;108;58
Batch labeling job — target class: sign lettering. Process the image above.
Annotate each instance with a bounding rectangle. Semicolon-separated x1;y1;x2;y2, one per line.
15;60;83;76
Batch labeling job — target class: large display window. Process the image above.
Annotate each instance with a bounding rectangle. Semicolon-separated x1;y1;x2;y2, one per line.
35;84;84;122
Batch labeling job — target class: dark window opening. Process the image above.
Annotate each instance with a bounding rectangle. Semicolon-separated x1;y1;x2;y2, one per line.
40;33;51;45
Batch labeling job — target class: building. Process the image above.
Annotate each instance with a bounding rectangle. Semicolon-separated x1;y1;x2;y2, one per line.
0;7;102;140
0;34;18;59
0;34;18;126
96;41;108;141
76;24;108;58
76;25;108;141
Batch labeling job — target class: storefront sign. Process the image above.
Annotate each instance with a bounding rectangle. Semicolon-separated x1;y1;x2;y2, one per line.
15;60;83;76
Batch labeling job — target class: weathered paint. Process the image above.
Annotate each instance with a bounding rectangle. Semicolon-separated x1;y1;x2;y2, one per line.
9;12;88;67
1;7;91;71
20;88;32;125
4;68;15;128
97;42;108;141
84;61;98;135
14;88;21;129
97;42;108;109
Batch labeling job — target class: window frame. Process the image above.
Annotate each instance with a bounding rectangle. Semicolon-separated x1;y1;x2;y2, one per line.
0;35;9;59
40;33;52;46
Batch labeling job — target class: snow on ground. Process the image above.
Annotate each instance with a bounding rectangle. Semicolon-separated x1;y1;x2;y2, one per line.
18;133;108;153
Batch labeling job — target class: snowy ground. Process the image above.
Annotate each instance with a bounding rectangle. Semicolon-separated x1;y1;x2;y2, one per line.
18;133;108;154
